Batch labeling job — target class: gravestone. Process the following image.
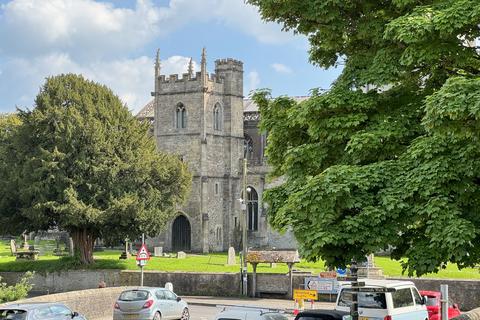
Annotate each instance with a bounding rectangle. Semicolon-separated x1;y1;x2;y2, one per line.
177;251;186;259
68;237;74;256
10;240;16;256
21;233;29;250
227;247;236;265
119;239;131;259
154;247;163;257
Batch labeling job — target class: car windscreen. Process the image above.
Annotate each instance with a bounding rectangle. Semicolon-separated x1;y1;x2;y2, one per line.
119;290;150;301
338;289;387;309
425;297;439;306
0;309;27;320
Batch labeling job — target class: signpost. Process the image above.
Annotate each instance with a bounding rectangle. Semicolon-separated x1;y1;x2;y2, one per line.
136;234;150;287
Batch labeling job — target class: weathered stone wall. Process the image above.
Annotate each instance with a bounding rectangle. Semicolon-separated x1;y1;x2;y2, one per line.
119;271;240;296
0;270;120;294
0;287;129;320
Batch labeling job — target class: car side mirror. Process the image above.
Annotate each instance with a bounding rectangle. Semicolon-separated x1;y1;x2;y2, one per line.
176;297;181;302
422;296;428;305
72;311;79;318
453;303;459;309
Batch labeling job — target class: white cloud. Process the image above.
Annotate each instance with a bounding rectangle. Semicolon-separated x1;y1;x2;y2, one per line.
247;70;260;93
271;63;293;74
0;0;301;112
0;54;197;113
0;0;163;60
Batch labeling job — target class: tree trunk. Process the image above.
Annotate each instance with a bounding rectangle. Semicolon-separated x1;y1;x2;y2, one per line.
71;228;96;264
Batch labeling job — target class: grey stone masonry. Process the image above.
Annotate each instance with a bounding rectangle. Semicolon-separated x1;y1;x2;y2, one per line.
143;49;298;253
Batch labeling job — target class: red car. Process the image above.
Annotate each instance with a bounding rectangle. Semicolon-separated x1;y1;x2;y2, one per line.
420;290;461;320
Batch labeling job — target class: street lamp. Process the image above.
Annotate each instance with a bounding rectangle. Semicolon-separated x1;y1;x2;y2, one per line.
240;137;254;296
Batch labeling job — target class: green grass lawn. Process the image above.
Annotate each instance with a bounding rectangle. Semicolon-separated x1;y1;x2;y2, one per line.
0;241;478;279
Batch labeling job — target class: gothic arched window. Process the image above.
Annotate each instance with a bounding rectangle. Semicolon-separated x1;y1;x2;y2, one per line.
246;186;258;231
244;135;253;159
213;103;222;131
176;103;187;129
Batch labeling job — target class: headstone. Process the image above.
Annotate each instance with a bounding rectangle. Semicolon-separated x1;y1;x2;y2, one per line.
68;237;74;256
177;251;186;259
21;233;29;250
119;239;131;259
367;254;375;268
154;247;163;257
227;247;236;265
9;239;16;255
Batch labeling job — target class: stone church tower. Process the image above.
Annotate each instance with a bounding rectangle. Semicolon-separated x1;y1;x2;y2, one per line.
139;49;299;253
151;49;244;252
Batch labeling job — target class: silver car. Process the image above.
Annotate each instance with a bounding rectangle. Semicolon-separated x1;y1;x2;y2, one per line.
0;303;86;319
113;287;189;320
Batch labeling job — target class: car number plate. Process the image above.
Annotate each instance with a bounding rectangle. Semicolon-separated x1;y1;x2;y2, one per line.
359;317;369;320
124;314;139;319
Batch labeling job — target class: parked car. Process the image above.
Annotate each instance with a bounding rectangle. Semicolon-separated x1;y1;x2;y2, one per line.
0;302;86;320
113;287;189;320
294;310;349;320
336;279;429;320
214;306;289;320
419;290;461;320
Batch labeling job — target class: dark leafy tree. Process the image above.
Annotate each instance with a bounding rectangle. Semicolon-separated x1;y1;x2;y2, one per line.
0;74;191;264
248;0;480;275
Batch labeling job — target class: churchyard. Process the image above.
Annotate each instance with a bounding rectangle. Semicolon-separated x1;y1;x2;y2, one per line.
1;239;479;279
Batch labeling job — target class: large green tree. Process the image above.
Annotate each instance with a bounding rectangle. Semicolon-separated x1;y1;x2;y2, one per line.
248;0;480;275
0;74;191;264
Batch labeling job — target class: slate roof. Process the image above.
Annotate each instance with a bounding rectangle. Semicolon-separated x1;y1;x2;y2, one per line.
135;96;309;119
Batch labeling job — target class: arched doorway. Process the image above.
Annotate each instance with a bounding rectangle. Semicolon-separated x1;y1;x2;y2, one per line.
172;215;191;251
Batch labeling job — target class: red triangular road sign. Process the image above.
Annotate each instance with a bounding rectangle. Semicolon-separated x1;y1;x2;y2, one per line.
136;244;151;261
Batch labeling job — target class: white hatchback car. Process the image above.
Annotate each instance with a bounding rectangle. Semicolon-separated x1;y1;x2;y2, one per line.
336;279;428;320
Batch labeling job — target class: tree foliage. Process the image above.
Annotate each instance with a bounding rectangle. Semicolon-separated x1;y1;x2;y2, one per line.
0;272;34;303
248;0;480;275
0;74;191;264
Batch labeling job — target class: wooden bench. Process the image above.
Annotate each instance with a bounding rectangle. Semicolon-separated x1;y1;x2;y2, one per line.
15;250;39;261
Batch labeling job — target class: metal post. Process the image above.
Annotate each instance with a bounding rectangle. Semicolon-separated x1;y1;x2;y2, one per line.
242;158;248;296
350;259;359;320
140;233;145;287
441;284;448;320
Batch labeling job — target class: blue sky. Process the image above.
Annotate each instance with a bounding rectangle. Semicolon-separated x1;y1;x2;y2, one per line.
0;0;341;113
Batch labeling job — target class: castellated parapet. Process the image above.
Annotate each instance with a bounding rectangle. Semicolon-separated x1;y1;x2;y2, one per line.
155;58;243;97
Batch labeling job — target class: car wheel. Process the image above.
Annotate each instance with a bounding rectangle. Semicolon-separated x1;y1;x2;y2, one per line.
153;311;161;320
180;307;190;320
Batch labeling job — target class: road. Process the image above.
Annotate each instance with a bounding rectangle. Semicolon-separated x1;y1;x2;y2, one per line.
189;305;222;320
189;304;295;320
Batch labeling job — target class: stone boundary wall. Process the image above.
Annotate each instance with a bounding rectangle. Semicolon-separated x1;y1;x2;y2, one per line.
0;287;130;320
0;270;120;294
0;271;478;311
120;270;240;297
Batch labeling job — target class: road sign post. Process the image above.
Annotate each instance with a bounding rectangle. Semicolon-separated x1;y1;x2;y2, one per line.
136;234;151;287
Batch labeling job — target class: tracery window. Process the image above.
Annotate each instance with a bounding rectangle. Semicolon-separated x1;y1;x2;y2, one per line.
175;103;187;129
244;135;253;159
246;187;258;231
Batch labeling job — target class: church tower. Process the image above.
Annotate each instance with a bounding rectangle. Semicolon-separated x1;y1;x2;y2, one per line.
152;49;244;253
